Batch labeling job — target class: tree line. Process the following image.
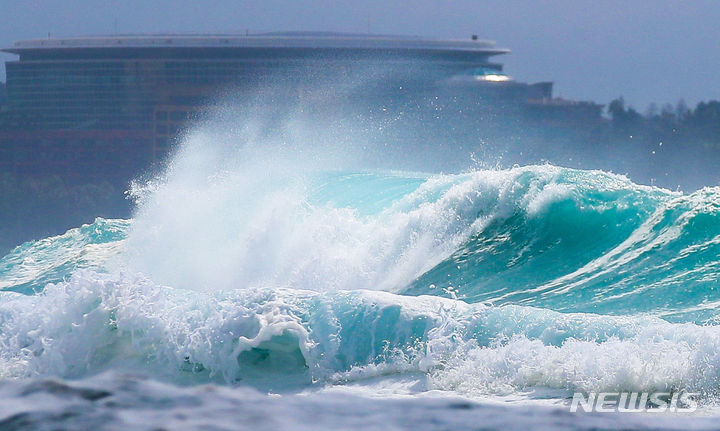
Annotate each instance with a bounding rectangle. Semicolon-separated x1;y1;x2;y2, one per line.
607;97;720;147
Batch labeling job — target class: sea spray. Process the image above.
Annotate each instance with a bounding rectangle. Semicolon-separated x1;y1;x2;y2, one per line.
3;164;720;406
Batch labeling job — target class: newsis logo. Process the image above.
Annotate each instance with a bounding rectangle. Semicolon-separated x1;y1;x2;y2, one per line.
569;391;699;413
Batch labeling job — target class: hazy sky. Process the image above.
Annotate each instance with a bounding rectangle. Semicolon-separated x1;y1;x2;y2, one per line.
1;0;718;110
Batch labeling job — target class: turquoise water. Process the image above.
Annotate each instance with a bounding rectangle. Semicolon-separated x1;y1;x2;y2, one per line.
2;164;720;406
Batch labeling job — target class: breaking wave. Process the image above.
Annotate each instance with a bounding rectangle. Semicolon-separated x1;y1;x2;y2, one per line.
3;164;720;403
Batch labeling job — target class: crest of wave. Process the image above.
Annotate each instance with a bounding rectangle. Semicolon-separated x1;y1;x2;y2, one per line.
120;95;592;294
125;123;484;293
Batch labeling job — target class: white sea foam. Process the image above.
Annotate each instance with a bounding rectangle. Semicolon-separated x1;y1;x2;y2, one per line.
2;267;720;405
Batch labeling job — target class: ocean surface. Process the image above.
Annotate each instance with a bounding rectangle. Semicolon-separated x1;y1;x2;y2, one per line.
3;139;720;429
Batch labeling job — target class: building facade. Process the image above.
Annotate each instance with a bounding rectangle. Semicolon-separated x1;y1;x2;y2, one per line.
0;33;563;179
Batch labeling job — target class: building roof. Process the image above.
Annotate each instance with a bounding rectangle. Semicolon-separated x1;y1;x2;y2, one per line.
2;32;510;56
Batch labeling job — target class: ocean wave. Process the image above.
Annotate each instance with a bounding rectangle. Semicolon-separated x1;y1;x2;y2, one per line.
3;165;720;398
2;269;720;400
0;218;128;294
6;165;720;321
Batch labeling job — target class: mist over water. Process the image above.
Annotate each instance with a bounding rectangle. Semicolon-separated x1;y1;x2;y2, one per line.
2;73;720;429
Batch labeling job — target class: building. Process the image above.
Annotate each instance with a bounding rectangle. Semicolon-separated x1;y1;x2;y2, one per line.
0;32;567;179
